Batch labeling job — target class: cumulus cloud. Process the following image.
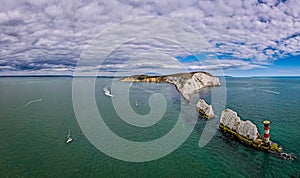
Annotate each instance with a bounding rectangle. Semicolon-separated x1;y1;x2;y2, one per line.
0;0;299;75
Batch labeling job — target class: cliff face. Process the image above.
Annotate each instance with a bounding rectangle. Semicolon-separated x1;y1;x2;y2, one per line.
167;72;221;101
121;72;220;101
196;99;215;119
220;109;259;141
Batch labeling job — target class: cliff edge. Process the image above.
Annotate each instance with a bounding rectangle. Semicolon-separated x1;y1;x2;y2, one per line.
166;72;220;101
120;71;220;101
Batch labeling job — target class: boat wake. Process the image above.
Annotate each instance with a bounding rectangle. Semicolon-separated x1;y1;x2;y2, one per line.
261;89;280;95
16;98;43;110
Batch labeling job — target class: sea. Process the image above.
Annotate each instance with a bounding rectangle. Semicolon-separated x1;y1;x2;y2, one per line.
0;76;299;177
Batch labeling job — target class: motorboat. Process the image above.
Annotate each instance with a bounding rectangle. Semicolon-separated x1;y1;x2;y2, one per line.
103;87;114;97
66;129;73;144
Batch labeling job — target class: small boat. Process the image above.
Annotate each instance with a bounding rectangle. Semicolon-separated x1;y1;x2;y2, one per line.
66;129;73;144
135;101;138;107
103;87;114;97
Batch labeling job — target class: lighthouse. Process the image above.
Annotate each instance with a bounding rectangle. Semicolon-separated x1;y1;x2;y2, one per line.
263;120;271;143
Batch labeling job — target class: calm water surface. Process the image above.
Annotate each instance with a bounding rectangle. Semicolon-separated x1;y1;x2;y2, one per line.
0;77;299;177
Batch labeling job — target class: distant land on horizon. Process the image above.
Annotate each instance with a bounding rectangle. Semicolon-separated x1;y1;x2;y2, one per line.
0;74;300;78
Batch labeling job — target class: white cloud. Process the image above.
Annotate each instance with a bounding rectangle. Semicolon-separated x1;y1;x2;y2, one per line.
0;0;299;75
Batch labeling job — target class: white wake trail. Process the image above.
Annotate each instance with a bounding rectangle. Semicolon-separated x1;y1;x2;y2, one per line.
261;89;280;95
16;98;43;110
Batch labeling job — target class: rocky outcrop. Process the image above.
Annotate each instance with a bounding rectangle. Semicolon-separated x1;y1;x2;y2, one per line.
220;109;259;141
166;72;220;101
237;120;259;141
121;71;221;101
219;109;296;160
196;99;215;119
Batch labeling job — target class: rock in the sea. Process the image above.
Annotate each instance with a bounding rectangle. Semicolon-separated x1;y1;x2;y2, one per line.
220;109;259;141
220;109;241;130
166;72;220;101
196;99;215;119
237;120;259;141
220;109;295;160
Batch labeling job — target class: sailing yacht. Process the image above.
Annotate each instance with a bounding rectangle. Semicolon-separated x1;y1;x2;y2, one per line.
66;129;73;144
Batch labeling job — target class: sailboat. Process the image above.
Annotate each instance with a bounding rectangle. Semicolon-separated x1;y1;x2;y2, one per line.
66;129;73;144
103;87;114;97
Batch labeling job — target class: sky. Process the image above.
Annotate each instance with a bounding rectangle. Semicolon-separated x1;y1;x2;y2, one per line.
0;0;300;76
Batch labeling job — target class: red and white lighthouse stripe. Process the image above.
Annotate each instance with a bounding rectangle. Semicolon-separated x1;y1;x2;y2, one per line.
263;120;271;143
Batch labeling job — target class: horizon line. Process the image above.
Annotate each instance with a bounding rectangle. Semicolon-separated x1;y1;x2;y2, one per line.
0;74;299;78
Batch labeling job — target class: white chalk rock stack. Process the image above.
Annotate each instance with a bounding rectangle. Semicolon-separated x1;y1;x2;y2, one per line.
220;109;241;130
196;99;215;119
237;120;259;141
220;109;259;141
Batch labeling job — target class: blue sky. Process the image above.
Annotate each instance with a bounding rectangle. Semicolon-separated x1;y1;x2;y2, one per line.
237;55;300;76
177;53;300;76
0;0;299;76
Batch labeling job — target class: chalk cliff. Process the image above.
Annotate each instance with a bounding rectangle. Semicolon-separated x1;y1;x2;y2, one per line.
121;71;220;101
166;72;220;101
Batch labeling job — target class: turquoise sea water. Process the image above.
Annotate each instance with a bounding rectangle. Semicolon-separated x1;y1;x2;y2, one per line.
0;77;299;177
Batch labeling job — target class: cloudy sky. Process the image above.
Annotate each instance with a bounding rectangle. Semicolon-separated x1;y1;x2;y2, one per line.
0;0;300;76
